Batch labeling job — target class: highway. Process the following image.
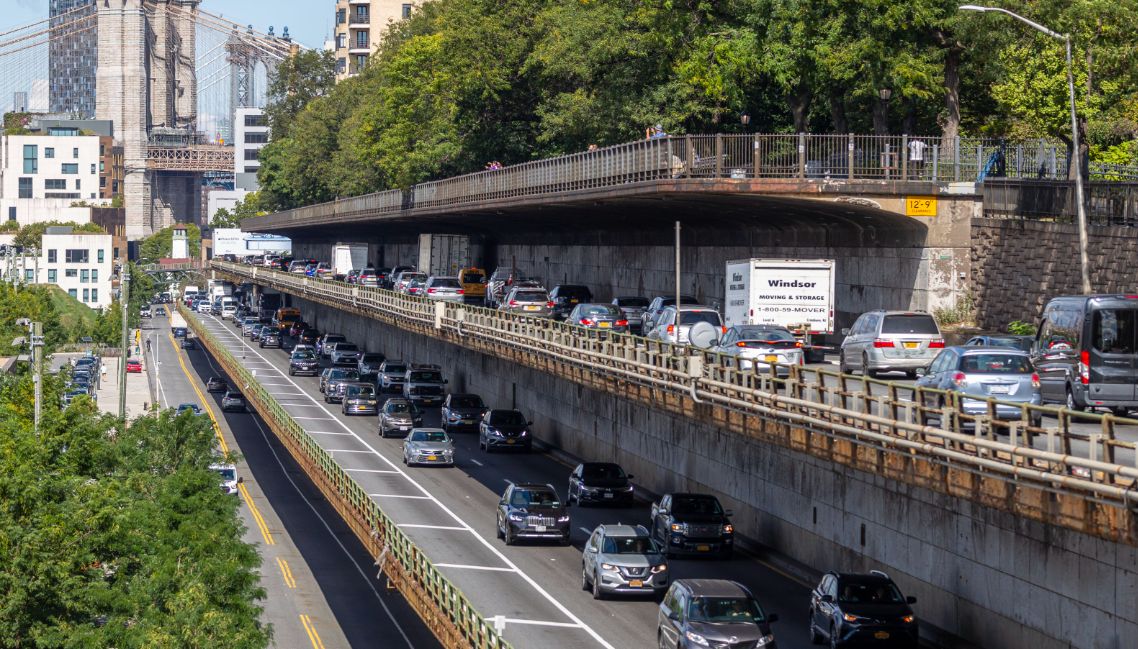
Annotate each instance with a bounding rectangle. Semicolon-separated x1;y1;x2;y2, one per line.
189;309;823;649
143;312;440;649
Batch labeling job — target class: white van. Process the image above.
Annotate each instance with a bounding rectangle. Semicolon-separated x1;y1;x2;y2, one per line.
220;297;237;319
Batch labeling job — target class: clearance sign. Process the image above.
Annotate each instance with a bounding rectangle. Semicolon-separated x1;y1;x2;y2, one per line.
906;196;937;217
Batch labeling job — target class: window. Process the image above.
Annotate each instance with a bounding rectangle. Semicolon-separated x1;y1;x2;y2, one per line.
244;165;259;173
90;164;96;174
80;269;89;283
100;176;106;188
336;57;346;74
91;269;98;282
355;31;368;48
82;289;89;302
76;179;81;190
402;3;412;18
73;148;79;159
23;145;37;173
1092;309;1137;354
65;249;89;263
45;147;54;159
47;249;57;263
45;179;66;189
97;249;104;263
243;149;260;161
112;181;118;193
355;5;368;20
90;288;98;303
336;8;346;24
18;177;32;198
99;143;104;156
6;207;14;221
25;269;33;282
245;132;269;144
62;163;78;174
68;289;77;299
47;269;57;282
244;113;266;127
65;269;77;278
336;34;346;49
99;161;104;172
355;54;368;70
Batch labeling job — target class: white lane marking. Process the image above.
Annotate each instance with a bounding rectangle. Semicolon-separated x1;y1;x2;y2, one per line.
469;458;484;467
370;494;431;500
346;468;400;474
434;563;517;572
293;415;337;419
328;449;374;454
397;524;468;531
578;527;593;535
500;618;583;628
309;431;354;436
198;315;614;646
285;405;330;409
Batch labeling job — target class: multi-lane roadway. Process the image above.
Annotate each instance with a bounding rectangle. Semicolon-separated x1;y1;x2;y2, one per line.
188;309;823;649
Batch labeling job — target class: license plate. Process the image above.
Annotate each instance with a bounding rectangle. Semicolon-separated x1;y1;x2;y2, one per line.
599;321;611;328
696;544;710;552
765;355;778;363
524;305;539;311
874;632;890;640
400;426;410;431
988;385;1010;394
570;299;578;303
506;439;516;445
903;341;919;349
629;579;644;588
603;492;614;499
427;455;437;461
461;419;473;424
535;525;546;532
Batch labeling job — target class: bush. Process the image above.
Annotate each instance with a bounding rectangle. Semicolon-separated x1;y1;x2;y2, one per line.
1007;320;1037;335
932;293;976;328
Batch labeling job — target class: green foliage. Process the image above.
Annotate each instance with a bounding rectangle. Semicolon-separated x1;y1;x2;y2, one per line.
138;225;201;262
2;111;32;135
0;283;97;355
932;292;976;328
0;375;269;647
1007;320;1037;335
210;193;267;229
13;221;106;250
264;50;338;143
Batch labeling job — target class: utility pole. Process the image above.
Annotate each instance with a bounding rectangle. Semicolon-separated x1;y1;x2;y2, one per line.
119;266;131;424
674;221;682;314
32;322;42;435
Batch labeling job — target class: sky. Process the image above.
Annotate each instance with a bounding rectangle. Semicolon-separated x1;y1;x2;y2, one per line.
6;0;332;49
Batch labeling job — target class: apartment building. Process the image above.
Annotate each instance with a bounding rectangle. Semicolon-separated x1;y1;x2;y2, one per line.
235;107;268;191
36;228;115;309
333;0;416;80
0;133;121;225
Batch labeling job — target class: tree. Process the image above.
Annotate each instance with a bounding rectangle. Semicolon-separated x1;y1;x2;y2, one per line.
210;193;266;229
138;224;201;262
13;221;106;250
265;49;338;142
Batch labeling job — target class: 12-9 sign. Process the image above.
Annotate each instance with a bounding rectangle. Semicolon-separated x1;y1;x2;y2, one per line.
906;196;937;217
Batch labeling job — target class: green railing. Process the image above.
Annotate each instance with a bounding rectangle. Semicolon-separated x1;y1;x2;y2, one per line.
180;303;509;649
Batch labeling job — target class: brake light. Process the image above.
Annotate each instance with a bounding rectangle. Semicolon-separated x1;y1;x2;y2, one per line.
1031;373;1041;388
580;318;593;326
737;341;748;347
873;339;894;348
722;326;728;334
929;340;945;348
509;300;518;307
1079;350;1090;385
667;324;675;334
456;289;464;294
952;371;967;387
616;320;628;327
795;341;803;348
427;288;437;294
547;301;555;308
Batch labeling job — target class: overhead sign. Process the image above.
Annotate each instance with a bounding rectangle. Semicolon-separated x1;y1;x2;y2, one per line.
906;196;937;217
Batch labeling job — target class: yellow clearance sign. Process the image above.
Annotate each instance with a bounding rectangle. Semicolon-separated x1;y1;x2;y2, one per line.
906;196;937;217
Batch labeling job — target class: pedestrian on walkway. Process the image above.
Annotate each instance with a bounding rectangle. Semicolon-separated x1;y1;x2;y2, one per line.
908;138;928;180
146;338;152;353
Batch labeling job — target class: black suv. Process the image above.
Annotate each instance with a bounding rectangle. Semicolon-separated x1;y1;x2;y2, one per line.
658;579;779;649
496;482;570;545
809;571;918;647
549;284;593;320
440;393;487;433
289;350;320;376
567;462;635;506
478;409;532;452
650;493;734;559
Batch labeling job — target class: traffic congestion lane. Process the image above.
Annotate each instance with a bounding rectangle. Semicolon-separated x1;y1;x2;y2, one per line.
149;313;439;649
194;312;817;649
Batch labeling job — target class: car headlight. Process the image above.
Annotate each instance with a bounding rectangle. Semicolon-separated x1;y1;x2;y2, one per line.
670;522;686;533
519;430;528;436
722;524;734;534
756;634;776;647
623;485;634;492
488;428;503;437
684;631;710;646
508;513;524;522
843;613;864;622
557;514;570;522
650;564;667;573
600;563;616;571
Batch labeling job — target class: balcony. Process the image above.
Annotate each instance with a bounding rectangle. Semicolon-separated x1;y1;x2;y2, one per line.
349;12;370;26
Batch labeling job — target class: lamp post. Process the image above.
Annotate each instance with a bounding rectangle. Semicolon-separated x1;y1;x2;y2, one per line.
960;5;1091;294
14;319;43;435
740;112;751;133
119;264;130;424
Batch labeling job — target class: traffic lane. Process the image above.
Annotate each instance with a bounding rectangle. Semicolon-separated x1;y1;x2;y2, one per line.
172;319;439;649
194;315;609;649
199;315;816;649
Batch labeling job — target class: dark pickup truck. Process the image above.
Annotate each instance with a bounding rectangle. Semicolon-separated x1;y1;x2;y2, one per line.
650;492;735;559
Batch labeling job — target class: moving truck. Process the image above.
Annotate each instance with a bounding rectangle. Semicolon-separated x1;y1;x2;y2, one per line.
724;258;836;362
332;243;369;280
169;311;188;336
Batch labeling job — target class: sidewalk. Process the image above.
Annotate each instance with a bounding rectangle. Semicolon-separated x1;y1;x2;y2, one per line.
95;356;153;419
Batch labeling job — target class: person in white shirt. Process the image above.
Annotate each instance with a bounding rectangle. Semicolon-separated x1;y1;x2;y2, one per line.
908;139;928;179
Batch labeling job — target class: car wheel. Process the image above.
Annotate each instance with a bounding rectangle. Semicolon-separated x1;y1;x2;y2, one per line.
809;616;823;644
830;625;840;649
1111;407;1128;417
581;564;590;591
591;571;604;600
1066;386;1085;412
289;369;294;376
839;354;850;375
504;525;515;546
496;517;505;540
862;354;874;378
402;454;408;465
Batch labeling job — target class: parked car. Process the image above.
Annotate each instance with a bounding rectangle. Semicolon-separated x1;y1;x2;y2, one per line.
288;350;320;376
221;390;246;412
916;347;1042;426
402;428;455;466
1031;295;1138;414
440;393;487;433
712;325;804;376
499;286;554;318
320;368;360;403
658;580;778;649
205;376;228;392
643;295;698;332
378;360;408;393
612;296;650;334
259;331;282;348
329;342;363;366
549;284;593;320
124;358;143;373
650;493;734;559
317;333;346;358
424;276;465;302
342;382;379;415
839;310;944;378
646;305;724;346
963;334;1034;352
808;571;918;648
566;303;629;334
496;482;570;545
582;523;668;599
567;462;635;506
378;398;424;438
478;409;532;452
402;364;447;406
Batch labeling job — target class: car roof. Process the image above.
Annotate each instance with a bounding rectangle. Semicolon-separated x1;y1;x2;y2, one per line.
833;571;894;584
513;482;557;491
678;579;750;598
598;523;648;538
582;461;622;469
951;345;1028;356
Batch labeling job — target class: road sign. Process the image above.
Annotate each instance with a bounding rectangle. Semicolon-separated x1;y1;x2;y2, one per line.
906;196;937;216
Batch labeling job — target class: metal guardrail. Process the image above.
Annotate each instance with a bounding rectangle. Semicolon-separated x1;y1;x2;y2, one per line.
246;134;1138;231
217;261;1138;520
180;303;510;649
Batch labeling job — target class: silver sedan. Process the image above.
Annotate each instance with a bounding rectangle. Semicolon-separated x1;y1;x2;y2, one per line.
401;428;455;467
712;325;804;376
916;346;1042;426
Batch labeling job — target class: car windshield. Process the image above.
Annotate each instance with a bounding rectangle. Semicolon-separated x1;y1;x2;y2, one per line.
361;353;385;362
601;535;655;554
450;395;484;408
490;410;526;426
384;364;407;374
432;278;461;288
660;296;697;307
687;597;766;624
387;402;415;414
679;311;721;326
403;273;427;282
958;354;1033;374
616;297;649;308
225;392;243;400
511;489;559;508
671;495;724;515
409;371;442;382
559;286;591;298
336;344;359;352
837;580;905;604
983;336;1033;352
881;314;939;335
329;369;358;380
515;291;548;302
582;464;626;479
292;352;316;360
579;305;621;317
216;468;236;481
347;385;375;398
410;431;448;443
736;326;795;342
325;336;345;344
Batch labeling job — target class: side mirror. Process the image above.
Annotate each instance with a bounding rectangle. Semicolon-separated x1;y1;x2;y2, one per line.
724;509;734;517
914;367;927;377
527;421;534;426
820;594;833;603
626;474;635;480
906;596;917;604
586;546;598;553
767;613;779;624
444;379;449;384
667;611;680;622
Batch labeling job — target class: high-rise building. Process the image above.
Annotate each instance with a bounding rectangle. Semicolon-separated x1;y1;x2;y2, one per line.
333;0;416;81
49;0;98;117
234;107;268;191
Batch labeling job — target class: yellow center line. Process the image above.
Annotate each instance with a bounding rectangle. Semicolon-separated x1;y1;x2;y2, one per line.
277;557;297;589
300;614;327;649
167;327;275;546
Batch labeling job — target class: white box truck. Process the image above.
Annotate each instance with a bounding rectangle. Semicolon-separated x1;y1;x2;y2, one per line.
332;243;368;280
724;258;836;361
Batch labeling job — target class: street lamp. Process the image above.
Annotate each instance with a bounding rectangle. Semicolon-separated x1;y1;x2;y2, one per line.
960;5;1091;293
740;112;751;133
14;318;43;435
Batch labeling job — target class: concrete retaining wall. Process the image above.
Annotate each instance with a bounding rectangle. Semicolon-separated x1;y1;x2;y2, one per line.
290;294;1136;649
